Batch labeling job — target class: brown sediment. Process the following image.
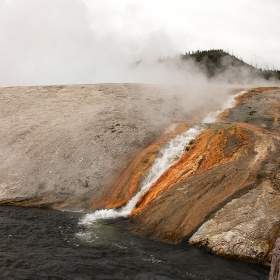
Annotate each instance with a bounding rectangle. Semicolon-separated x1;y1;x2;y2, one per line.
270;102;280;128
0;197;63;208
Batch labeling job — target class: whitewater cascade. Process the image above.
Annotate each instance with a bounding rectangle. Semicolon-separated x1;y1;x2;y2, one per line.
80;90;247;225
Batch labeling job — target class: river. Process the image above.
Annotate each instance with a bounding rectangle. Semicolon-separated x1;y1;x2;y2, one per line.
0;206;269;279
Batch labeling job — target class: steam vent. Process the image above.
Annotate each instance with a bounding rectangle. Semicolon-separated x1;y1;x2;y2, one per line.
1;84;280;267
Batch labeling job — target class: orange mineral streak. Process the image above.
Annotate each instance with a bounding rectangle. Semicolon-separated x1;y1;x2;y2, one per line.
90;123;190;210
131;125;249;216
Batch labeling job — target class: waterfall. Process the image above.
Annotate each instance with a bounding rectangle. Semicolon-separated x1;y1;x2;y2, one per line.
80;89;247;225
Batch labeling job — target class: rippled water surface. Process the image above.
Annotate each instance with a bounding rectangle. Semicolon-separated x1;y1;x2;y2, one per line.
0;206;269;279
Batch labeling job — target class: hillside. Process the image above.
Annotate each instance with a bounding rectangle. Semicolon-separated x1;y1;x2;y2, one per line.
160;49;280;83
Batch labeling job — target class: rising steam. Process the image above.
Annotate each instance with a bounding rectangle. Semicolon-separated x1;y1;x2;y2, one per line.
0;0;279;87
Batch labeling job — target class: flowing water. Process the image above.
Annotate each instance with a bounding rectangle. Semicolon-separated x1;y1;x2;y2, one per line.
0;206;269;279
80;90;247;223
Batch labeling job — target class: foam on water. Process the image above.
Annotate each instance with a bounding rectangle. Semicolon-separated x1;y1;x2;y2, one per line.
80;89;248;225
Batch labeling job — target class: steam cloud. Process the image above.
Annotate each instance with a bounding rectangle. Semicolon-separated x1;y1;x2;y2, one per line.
0;0;186;86
0;0;279;87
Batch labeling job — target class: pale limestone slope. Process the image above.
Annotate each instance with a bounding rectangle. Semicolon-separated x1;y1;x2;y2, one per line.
0;83;231;209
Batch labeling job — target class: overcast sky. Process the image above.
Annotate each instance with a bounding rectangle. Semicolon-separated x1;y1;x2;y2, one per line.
0;0;279;86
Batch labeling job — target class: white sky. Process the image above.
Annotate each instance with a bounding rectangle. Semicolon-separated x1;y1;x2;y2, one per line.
0;0;279;86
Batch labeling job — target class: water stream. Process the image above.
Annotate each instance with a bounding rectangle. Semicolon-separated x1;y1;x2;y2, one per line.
80;90;247;224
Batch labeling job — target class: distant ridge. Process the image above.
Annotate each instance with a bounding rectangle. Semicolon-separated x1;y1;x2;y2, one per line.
182;49;280;80
158;49;280;83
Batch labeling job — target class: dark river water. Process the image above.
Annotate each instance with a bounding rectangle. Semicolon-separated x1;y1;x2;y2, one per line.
0;206;269;280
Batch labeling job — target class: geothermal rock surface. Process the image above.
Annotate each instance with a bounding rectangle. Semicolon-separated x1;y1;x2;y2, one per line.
2;83;279;266
0;83;229;209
